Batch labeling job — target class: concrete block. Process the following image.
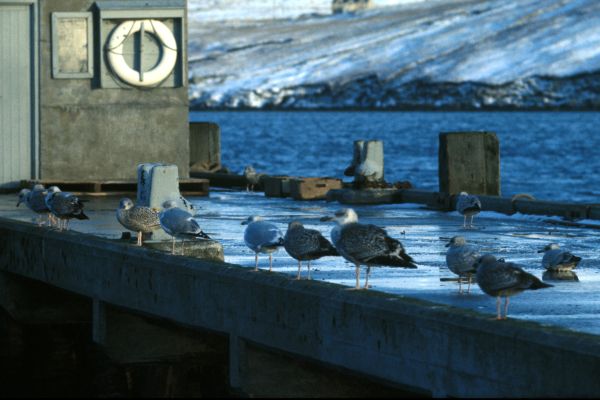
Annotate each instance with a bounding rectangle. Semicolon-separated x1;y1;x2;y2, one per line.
189;122;221;173
137;163;195;242
290;177;343;201
439;132;500;196
137;163;194;212
264;176;293;198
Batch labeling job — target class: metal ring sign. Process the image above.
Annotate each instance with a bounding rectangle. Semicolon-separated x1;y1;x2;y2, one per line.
106;19;177;87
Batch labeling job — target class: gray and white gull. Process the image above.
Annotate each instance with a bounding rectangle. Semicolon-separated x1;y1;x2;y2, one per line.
456;191;482;228
321;208;417;290
116;198;161;246
243;165;263;192
283;221;338;280
475;254;552;320
538;243;581;271
445;236;480;294
44;186;89;230
17;184;54;226
242;216;284;271
159;200;210;255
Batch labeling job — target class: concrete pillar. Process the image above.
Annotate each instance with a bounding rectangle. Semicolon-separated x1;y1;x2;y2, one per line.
439;132;500;196
189;122;221;173
345;140;385;186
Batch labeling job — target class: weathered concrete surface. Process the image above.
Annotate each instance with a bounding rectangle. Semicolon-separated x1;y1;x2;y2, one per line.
439;132;500;196
1;217;600;397
39;0;189;181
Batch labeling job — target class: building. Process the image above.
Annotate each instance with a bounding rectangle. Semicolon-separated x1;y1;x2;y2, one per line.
0;0;189;189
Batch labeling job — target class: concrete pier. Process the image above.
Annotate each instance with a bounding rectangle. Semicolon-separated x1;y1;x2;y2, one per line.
1;216;600;397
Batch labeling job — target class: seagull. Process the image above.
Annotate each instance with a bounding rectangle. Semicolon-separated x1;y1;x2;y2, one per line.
159;200;210;255
456;191;482;228
538;243;581;271
320;208;417;290
475;254;552;320
243;165;262;192
116;198;161;246
44;186;88;230
17;185;54;226
445;236;480;294
242;216;284;272
283;220;338;280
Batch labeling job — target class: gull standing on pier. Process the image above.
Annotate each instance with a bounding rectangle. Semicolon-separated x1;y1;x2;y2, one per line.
242;216;284;272
244;165;262;192
116;198;161;246
159;200;210;255
44;186;89;230
538;243;581;271
17;184;54;226
283;221;338;280
456;191;482;228
321;208;417;290
475;254;552;320
445;236;480;294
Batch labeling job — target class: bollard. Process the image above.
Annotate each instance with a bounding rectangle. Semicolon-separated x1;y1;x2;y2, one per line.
189;122;221;173
136;163;194;242
439;131;500;196
345;140;385;187
137;163;194;212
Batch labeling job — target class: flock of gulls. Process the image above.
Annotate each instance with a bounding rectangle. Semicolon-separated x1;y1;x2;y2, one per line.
16;185;582;321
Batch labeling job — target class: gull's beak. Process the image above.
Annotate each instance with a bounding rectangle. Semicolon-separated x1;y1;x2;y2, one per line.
320;215;333;222
241;220;248;225
537;249;545;253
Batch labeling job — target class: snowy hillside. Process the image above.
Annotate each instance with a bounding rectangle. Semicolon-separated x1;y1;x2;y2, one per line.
188;0;600;109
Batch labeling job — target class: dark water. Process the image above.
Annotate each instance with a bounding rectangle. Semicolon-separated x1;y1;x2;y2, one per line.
190;111;600;203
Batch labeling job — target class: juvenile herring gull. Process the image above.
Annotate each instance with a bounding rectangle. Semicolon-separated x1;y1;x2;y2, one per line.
283;221;338;280
321;208;417;290
475;254;552;320
456;191;482;228
244;165;262;192
538;243;581;271
116;198;161;246
44;186;89;230
159;200;210;255
242;216;284;271
445;236;480;294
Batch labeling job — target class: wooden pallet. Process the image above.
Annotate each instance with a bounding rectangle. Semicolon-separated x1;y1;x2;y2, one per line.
21;179;209;196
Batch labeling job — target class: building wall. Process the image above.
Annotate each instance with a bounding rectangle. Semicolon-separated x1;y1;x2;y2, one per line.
39;0;189;181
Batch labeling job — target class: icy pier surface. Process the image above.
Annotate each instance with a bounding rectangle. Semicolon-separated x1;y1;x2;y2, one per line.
2;190;599;336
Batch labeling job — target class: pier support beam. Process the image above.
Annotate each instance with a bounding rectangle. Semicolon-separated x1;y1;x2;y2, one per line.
439;131;500;196
189;122;221;173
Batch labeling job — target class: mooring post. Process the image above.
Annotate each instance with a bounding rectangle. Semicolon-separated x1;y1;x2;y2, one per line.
136;163;195;242
345;140;385;186
438;131;500;196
